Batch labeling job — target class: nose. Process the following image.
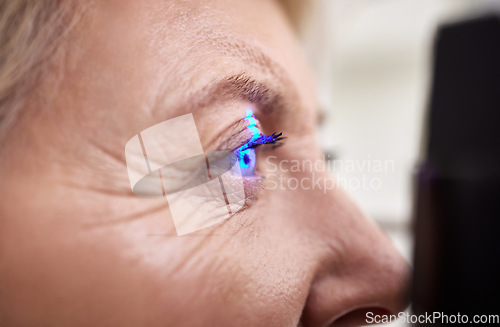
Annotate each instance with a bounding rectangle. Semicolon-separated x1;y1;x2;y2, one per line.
301;187;411;326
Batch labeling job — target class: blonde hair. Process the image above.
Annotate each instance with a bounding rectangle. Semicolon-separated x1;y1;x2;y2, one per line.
0;0;80;141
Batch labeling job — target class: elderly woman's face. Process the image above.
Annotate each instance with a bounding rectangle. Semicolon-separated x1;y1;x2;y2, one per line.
0;0;410;326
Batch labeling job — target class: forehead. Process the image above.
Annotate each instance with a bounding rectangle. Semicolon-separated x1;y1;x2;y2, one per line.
79;1;313;104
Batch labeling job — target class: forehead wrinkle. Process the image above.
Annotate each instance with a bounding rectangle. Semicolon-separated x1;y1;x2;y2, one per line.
199;33;281;78
155;1;281;78
210;32;298;91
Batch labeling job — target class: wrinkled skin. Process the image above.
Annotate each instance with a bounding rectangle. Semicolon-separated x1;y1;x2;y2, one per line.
0;0;410;326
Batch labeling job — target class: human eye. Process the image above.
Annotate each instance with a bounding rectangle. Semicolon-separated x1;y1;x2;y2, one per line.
125;109;284;235
126;109;283;201
230;109;284;178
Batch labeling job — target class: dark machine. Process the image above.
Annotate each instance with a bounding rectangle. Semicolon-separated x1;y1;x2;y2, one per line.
413;12;500;320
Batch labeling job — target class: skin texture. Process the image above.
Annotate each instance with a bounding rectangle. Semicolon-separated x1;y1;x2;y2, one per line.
0;0;410;326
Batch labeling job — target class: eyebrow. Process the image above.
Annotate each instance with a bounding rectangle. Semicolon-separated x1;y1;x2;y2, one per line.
190;72;287;116
152;37;315;129
182;36;301;117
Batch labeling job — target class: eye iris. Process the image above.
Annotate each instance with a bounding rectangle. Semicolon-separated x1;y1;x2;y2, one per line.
236;148;256;176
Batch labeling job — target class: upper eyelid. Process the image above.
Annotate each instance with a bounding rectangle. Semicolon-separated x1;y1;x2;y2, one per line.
212;117;264;151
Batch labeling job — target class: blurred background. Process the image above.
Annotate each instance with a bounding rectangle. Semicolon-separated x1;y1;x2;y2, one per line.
293;1;500;324
294;0;498;263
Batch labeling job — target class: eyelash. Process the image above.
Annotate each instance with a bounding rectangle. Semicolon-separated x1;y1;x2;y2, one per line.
238;132;285;151
234;107;284;163
234;109;284;153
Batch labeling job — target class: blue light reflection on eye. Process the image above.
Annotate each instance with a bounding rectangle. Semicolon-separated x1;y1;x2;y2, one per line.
236;109;260;172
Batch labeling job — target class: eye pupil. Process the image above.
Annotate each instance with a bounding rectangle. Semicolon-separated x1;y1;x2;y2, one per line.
243;153;251;165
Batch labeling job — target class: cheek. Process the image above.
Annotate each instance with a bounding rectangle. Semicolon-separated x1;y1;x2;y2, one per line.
157;217;313;326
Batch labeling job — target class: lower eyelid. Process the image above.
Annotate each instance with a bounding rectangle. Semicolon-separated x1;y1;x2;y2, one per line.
219;164;263;209
241;175;264;208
